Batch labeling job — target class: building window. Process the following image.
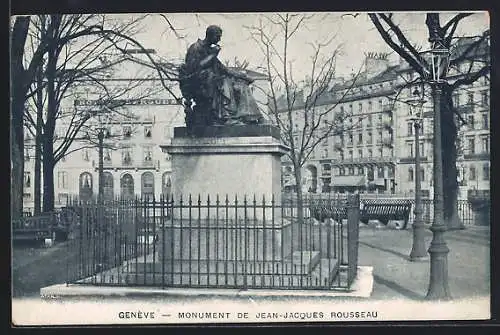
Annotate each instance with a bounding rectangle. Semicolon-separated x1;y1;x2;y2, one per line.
104;127;111;138
468;92;474;105
79;172;93;201
407;142;414;157
419;142;425;157
321;148;328;158
120;173;134;200
367;167;374;181
348;150;353;160
24;147;31;161
469;166;476;180
377;166;384;178
358;133;363;144
24;172;31;188
368;101;372;110
378;147;383;157
367;132;372;144
144;126;152;138
368;149;373;158
104;149;111;162
367;114;372;126
483;164;489;181
468;137;475;154
481;90;489;106
468;115;475;130
82;149;90;161
348;167;354;175
482;114;489;129
452;93;460;107
358;167;364;175
388;166;395;178
122;148;133;165
348;133;353;145
358;149;363;158
481;136;489;153
141;172;155;200
408;167;414;182
420;168;425;181
378;114;383;125
103;172;114;201
407;122;413;136
358;103;363;112
58;171;68;189
123;125;132;138
378;131;383;143
143;146;153;164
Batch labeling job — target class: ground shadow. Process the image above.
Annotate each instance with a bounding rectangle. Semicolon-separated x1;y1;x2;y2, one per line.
372;274;424;300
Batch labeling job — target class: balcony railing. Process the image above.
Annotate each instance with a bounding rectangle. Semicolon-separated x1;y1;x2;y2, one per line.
463;152;490;160
399;156;429;163
330;156;395;165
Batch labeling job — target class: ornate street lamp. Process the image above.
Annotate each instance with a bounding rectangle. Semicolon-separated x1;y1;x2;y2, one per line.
91;108;113;205
419;38;452;300
405;84;427;261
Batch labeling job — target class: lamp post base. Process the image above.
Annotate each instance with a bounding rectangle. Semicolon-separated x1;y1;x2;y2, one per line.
426;230;451;300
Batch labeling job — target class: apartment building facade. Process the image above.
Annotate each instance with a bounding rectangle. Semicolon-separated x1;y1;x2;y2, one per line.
281;42;490;198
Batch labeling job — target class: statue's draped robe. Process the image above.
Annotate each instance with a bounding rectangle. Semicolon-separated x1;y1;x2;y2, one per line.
182;39;263;123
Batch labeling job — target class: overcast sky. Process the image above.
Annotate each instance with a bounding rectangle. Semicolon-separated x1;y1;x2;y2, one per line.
115;12;489;80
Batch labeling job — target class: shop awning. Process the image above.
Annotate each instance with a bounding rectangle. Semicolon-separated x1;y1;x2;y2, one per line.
331;176;365;187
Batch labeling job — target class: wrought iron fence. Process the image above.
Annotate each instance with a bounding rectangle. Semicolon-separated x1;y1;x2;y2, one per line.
65;194;360;291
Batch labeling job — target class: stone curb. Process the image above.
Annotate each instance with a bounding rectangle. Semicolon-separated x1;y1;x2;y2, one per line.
40;266;373;299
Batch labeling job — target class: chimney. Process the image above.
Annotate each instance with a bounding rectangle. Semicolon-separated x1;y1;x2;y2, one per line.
364;52;390;75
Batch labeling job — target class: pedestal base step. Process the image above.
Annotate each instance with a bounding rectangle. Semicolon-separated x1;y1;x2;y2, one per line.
78;258;339;288
125;251;321;275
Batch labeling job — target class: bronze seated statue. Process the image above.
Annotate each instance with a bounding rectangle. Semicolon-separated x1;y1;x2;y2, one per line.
178;25;267;129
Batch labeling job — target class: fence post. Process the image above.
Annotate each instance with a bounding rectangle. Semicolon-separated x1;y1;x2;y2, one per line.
346;194;360;288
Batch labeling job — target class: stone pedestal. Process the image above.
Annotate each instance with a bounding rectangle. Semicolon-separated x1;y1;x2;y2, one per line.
160;125;288;221
158;124;293;268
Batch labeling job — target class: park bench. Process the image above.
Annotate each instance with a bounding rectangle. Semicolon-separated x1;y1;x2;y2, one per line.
308;199;412;230
13;212;57;244
309;200;348;223
360;200;412;229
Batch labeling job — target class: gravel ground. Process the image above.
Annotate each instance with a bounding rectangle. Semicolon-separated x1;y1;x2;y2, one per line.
11;224;490;301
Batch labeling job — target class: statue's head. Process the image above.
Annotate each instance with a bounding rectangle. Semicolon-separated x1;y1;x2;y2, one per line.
205;25;222;44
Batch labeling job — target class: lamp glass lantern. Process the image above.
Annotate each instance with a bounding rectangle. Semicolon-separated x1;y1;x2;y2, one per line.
420;46;451;83
406;84;426;121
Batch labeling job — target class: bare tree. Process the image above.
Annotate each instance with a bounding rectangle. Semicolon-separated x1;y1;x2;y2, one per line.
19;14;184;213
246;13;360;223
368;13;490;228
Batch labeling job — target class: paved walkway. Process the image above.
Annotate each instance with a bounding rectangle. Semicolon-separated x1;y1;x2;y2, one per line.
358;224;490;300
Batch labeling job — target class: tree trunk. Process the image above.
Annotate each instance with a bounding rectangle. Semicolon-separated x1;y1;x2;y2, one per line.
10;124;24;221
441;89;463;229
10;17;31;220
34;66;44;215
293;162;307;249
42;148;55;213
42;28;58;213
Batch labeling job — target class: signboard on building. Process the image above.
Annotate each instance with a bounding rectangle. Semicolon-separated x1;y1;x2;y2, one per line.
74;98;180;106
